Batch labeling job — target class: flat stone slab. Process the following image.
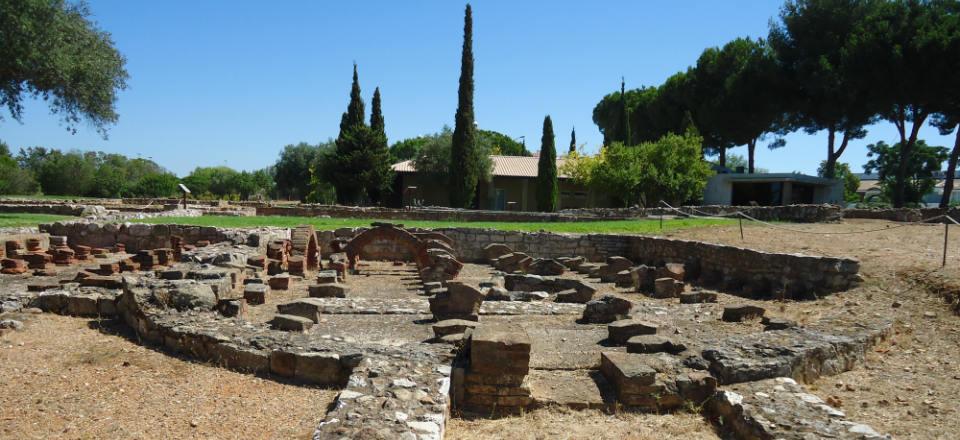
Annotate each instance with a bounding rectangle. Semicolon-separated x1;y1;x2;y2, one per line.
432;319;479;337
527;369;615;409
607;319;658;345
702;320;892;384
709;377;889;440
269;314;314;332
626;335;687;354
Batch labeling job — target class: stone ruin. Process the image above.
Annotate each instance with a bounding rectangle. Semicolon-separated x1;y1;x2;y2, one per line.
0;221;893;439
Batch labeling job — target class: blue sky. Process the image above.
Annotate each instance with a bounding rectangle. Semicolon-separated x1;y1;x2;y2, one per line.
1;0;954;176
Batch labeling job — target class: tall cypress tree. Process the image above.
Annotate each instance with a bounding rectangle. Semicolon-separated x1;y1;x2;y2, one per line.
616;77;631;145
569;126;577;154
324;64;370;204
449;3;478;208
537;115;559;212
370;87;385;134
367;87;392;204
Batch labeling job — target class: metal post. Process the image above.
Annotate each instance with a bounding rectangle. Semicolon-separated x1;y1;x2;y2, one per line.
660;212;663;230
739;215;744;241
943;222;949;267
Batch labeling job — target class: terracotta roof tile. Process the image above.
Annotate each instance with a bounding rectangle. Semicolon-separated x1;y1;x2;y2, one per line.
392;155;571;178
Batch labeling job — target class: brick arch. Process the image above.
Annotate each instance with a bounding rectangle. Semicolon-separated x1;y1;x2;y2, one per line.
344;225;430;269
290;225;320;270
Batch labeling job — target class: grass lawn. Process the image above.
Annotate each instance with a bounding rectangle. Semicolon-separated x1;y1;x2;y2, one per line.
134;215;734;234
0;213;77;228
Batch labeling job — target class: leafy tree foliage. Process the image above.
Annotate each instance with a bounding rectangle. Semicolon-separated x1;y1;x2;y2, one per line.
933;113;960;207
768;0;879;178
0;0;128;137
389;136;431;162
274;142;318;201
562;131;713;207
181;166;274;201
817;160;861;202
411;126;491;187
0;141;38;194
536;116;559;212
449;4;480;208
478;130;528;156
8;147;178;197
393;128;525;163
864;140;948;206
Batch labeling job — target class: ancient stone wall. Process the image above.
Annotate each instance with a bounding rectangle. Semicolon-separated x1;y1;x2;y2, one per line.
321;226;860;298
841;207;960;223
0;203;89;216
257;203;841;223
39;221;286;253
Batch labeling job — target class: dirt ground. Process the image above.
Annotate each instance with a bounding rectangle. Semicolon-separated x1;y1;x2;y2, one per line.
446;406;719;440
670;219;960;440
0;313;336;440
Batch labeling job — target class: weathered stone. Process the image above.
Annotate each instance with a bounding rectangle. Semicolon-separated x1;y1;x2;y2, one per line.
269;350;297;377
679;290;718;304
708;378;888;440
607;319;658;344
721;305;766;322
275;298;324;323
626;335;687;354
0;319;24;331
429;281;484;321
493;252;532;273
79;275;123;289
294;352;343;385
615;270;634;287
600;352;656;393
657;263;686;282
653;277;684;299
270;314;314;332
169;284;217;311
267;275;290;290
555;289;594;304
762;316;798;331
158;269;186;280
484;286;512;301
217;299;246;318
470;326;531;376
558;256;585;269
316;270;339;284
243;283;267;305
483;243;513;261
309;283;349;298
596;256;633;282
432;319;479;338
528;259;566;276
581;295;632;324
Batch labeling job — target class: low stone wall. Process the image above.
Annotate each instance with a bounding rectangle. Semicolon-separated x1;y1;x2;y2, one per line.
0;203;89;216
320;226;861;299
842;207;960;223
38;221;285;254
258;203;842;223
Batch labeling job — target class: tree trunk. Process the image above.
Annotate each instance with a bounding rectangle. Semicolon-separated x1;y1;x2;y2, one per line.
719;147;726;169
940;126;960;208
747;139;757;174
824;128;838;179
892;109;929;208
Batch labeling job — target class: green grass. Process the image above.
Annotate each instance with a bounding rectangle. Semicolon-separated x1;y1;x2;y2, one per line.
0;213;77;228
133;215;734;234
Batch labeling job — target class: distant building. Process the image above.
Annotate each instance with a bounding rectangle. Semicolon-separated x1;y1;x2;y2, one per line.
856;172;960;206
703;172;843;206
391;155;613;210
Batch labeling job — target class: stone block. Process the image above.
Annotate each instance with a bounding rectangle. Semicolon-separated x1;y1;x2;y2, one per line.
217;299;246;318
79;275;123;289
429;281;484;321
657;263;686;282
433;319;479;338
626;335;687;354
270;314;314;332
470;326;531;376
608;319;658;345
269;350;297;377
316;270;339;284
679;290;718;304
267;275;290;290
276;298;324;323
555;288;593;304
483;243;513;261
600;352;657;395
212;343;269;373
653;277;684;299
722;305;766;322
309;283;348;298
294;352;343;385
243;283;268;305
528;259;566;276
158;269;186;280
761;316;797;331
581;295;632;324
66;294;100;316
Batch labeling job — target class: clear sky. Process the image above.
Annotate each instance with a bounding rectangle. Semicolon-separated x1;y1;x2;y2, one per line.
1;0;954;177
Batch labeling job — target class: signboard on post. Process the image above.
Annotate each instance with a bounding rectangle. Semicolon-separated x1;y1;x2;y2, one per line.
178;184;191;209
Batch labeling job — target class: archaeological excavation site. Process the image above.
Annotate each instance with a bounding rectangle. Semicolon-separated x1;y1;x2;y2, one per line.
5;203;950;440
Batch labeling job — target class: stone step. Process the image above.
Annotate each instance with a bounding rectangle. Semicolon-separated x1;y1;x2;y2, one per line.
527;369;616;410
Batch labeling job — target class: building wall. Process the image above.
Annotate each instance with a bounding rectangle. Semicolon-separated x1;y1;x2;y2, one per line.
398;172;611;211
704;175;843;206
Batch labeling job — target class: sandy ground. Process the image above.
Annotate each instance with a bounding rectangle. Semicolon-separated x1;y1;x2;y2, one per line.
670;219;960;440
0;313;336;440
446;407;719;440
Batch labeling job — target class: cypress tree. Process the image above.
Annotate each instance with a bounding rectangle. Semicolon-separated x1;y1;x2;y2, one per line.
325;64;370;204
569;126;577;154
449;3;478;208
367;87;392;204
616;77;631;145
370;87;385;135
536;115;559;212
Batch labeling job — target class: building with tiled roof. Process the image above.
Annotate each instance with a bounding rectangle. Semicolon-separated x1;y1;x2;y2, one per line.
391;155;613;210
